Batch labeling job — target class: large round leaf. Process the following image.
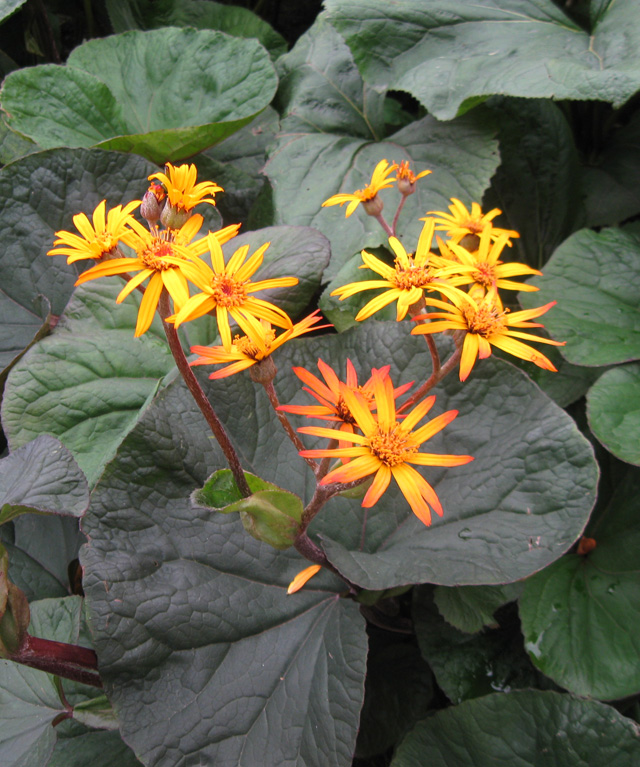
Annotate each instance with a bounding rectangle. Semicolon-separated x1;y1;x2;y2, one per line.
1;28;278;164
519;465;640;700
324;0;640;120
391;691;640;767
80;379;367;767
188;321;597;589
587;363;640;466
519;228;640;366
264;13;499;280
0;148;157;376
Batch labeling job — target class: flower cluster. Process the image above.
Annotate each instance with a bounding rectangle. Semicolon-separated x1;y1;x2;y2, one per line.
325;159;565;381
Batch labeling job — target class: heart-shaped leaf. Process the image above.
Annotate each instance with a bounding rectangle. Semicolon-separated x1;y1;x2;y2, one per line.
391;690;640;767
587;363;640;466
80;380;367;767
519;464;640;700
324;0;640;120
519;228;640;366
0;436;88;525
1;28;278;164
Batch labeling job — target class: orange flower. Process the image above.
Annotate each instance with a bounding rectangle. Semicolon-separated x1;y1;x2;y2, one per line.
395;160;431;194
411;287;565;381
298;371;473;526
148;162;222;213
322;159;397;218
428;199;519;245
190;312;328;379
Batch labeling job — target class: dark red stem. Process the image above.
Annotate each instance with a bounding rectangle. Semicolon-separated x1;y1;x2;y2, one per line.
13;634;102;688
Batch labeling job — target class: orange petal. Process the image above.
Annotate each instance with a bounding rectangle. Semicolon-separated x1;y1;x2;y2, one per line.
287;565;322;594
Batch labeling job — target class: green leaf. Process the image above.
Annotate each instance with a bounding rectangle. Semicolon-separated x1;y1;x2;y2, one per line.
0;118;38;165
47;729;143;767
106;0;287;60
583;105;640;227
413;586;551;704
391;690;640;767
0;147;158;377
0;0;26;24
275;15;386;139
324;0;640;121
519;228;640;366
0;597;86;767
0;436;88;525
2;28;278;164
485;97;585;270
80;380;367;766
433;583;520;634
519;465;640;700
71;696;119;731
587;362;640;465
2;279;175;487
265;111;499;280
249;324;596;590
0;516;83;601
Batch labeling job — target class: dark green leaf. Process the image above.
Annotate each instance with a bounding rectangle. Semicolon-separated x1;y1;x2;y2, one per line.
106;0;287;59
414;587;551;704
275;15;386;139
0;148;157;376
2;29;278;164
587;362;640;465
485;97;585;270
519;228;640;366
520;465;640;700
2;279;174;486
0;436;88;525
324;0;640;120
391;690;640;767
433;583;520;634
47;729;143;767
0;0;26;24
80;379;367;766
265;111;499;280
0;118;38;165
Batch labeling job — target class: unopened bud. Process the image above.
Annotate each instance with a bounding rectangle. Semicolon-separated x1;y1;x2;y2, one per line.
362;195;384;217
140;182;166;225
161;201;191;230
397;178;417;196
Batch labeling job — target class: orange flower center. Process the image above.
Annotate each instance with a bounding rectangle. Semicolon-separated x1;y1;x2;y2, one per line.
392;260;434;290
140;239;183;271
368;427;417;466
235;329;275;358
462;301;506;337
472;262;496;288
209;274;247;307
355;185;377;202
462;218;484;234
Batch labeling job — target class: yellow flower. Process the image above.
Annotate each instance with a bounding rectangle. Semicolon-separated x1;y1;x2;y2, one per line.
47;199;141;263
437;227;541;293
148;162;222;213
395;160;431;194
321;159;398;218
411;287;565;381
428;199;519;245
190;311;328;379
74;215;206;337
287;564;322;594
169;234;298;349
299;371;473;526
330;218;466;321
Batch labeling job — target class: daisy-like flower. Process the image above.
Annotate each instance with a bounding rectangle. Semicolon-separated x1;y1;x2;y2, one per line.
279;358;412;436
395;160;431;195
148;162;222;213
298;371;473;526
74;214;207;337
437;227;541;294
428;199;519;246
330;218;467;321
190;311;328;379
411;287;565;381
321;159;398;218
169;233;298;350
287;564;322;594
47;199;141;264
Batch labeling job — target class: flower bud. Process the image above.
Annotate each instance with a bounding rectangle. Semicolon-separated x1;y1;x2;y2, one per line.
161;201;191;230
362;195;384;217
140;182;166;225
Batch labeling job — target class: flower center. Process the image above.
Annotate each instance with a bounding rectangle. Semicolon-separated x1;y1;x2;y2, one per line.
463;218;484;234
209;274;247;307
462;301;506;337
235;329;276;358
140;239;182;271
355;185;377;202
472;262;496;288
368;427;417;466
392;259;434;290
